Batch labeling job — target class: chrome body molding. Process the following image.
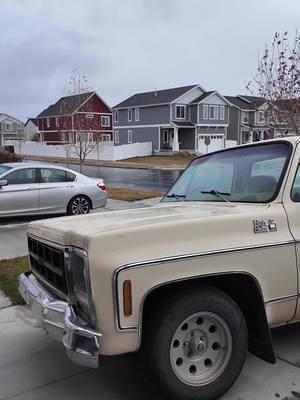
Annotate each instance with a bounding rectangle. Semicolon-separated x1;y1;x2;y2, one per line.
113;240;296;332
19;272;101;368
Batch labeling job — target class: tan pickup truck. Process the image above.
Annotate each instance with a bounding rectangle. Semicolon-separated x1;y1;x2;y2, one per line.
19;137;300;400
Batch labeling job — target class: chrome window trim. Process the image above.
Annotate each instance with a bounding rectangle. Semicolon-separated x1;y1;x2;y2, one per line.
112;240;296;332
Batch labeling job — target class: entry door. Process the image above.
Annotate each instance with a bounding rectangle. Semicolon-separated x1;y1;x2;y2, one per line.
283;144;300;320
0;168;39;216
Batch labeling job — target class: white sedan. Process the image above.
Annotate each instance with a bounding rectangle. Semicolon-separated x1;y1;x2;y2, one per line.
0;162;107;217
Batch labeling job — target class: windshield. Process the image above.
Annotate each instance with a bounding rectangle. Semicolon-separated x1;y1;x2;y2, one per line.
163;142;292;204
0;165;12;177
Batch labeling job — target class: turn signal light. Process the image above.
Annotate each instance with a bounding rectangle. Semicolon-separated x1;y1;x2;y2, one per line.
123;280;132;317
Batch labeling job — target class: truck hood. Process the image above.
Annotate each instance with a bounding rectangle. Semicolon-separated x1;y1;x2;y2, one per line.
27;201;287;253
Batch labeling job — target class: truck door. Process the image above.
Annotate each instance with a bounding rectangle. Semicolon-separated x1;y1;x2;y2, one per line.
282;142;300;320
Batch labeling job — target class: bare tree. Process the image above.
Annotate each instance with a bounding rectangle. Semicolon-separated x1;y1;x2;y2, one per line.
246;30;300;136
68;131;100;173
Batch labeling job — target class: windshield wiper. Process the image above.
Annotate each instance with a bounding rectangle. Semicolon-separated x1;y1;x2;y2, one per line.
166;193;186;201
201;190;231;203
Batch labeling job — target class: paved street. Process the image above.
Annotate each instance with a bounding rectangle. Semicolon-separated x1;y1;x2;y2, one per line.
55;162;180;192
0;304;299;400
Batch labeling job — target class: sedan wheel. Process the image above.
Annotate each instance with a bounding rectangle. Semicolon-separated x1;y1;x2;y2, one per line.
68;196;91;215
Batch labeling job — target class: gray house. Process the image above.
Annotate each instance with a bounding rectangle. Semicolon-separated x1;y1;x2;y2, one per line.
226;96;273;145
0;113;24;146
113;85;231;153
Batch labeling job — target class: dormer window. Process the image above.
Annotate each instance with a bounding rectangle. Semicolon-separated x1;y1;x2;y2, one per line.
175;105;186;119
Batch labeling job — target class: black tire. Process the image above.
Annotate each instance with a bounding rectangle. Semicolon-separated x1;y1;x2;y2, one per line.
67;195;91;215
144;286;248;400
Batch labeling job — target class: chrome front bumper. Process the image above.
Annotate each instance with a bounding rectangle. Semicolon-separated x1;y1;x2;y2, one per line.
18;272;101;368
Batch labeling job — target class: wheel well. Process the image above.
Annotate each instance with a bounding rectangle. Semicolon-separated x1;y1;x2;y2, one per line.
141;273;275;364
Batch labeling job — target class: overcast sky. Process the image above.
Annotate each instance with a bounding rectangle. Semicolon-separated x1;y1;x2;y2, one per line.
0;0;299;121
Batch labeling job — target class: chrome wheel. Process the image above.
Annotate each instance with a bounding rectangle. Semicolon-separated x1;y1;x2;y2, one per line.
170;311;233;387
70;196;90;215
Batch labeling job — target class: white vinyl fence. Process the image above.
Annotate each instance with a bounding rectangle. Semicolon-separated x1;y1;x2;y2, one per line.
7;141;153;161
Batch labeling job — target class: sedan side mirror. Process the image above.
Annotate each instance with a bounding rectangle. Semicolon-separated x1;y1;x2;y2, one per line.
0;179;8;187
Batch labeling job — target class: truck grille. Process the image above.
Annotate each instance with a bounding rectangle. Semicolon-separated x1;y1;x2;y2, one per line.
28;237;68;296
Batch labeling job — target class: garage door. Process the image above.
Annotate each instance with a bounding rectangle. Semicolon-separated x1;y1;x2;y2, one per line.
198;134;225;154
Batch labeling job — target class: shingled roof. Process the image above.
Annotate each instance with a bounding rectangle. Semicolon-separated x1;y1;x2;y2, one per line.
113;85;198;108
225;96;256;110
37;92;94;117
190;91;215;104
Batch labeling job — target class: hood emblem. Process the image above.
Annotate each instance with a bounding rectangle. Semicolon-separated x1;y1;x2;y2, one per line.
253;219;277;233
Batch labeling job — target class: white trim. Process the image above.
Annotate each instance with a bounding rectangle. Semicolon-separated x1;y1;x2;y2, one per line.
128;129;132;143
209;105;219;120
76;111;112;115
158;127;160;151
197;124;228;127
128;109;132;122
101;115;110;127
171;85;206;103
175;104;186;119
220;106;225;120
162;129;169;144
191;91;232;106
203;104;208;120
46;118;50;128
134;107;139;121
73;92;95;113
114;130;119;144
114;124;172;129
114;110;119;123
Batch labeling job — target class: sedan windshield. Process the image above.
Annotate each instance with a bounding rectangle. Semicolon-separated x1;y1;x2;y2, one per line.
163;142;292;204
0;165;12;177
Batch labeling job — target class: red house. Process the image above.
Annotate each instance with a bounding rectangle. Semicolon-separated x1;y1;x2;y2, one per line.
36;92;112;143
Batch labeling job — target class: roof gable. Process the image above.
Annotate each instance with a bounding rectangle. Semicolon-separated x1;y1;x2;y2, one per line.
113;85;199;108
225;96;256;110
37;92;95;117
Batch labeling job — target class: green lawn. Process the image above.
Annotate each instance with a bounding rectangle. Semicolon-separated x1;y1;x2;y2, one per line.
0;257;29;305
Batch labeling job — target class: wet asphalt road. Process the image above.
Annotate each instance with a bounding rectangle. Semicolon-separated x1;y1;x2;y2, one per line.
59;163;181;193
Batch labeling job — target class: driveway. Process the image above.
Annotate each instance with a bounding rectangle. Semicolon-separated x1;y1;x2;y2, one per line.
0;305;299;400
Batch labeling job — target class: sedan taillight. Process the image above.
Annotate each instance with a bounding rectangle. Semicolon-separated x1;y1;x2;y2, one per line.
97;183;106;191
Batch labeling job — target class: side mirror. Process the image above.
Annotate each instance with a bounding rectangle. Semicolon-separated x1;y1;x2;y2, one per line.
0;179;8;187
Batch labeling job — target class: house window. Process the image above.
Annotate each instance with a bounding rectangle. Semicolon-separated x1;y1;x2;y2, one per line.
219;106;225;120
55;117;59;127
46;118;50;128
135;107;139;121
209;105;219;120
114;110;119;123
114;130;119;144
69;132;75;143
101;134;111;142
128;130;132;143
175;105;186;119
5;123;13;131
128;109;133;122
101;116;110;127
163;130;169;144
258;111;265;122
203;105;208;120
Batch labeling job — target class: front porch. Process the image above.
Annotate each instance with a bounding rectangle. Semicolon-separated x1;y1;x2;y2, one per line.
159;123;196;152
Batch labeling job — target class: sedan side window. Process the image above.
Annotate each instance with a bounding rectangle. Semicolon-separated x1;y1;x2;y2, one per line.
291;165;300;202
5;168;37;185
40;168;75;183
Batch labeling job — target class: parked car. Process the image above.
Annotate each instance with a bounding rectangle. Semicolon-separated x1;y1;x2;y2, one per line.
0;162;107;217
19;138;300;400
